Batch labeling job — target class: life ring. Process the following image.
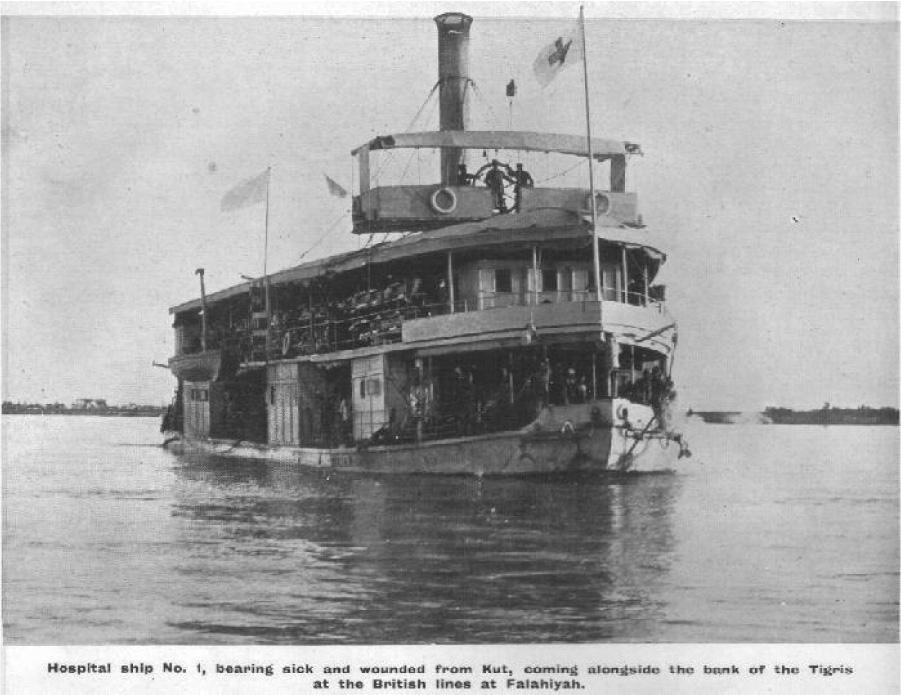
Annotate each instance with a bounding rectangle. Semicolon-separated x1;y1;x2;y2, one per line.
430;187;457;215
584;191;610;215
560;420;575;435
281;331;292;357
616;404;629;421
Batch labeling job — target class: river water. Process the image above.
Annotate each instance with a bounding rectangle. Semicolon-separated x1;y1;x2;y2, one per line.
2;415;897;644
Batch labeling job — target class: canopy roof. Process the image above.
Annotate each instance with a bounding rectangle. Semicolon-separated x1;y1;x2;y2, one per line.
351;130;640;161
170;211;665;316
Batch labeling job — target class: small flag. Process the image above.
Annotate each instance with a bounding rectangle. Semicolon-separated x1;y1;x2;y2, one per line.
221;168;270;211
532;21;583;87
324;174;348;198
506;79;516;98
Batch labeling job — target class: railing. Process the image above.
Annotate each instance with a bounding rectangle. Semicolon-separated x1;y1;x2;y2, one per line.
176;291;664;359
485;288;664;312
624;290;666;313
352;186;639;232
260;299;469;361
365;401;537;445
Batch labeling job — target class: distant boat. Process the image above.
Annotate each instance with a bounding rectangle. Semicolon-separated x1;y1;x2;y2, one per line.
687;410;771;425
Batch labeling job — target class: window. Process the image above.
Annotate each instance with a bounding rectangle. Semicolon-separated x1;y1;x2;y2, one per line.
573;268;594;291
542;268;558;292
495;268;512;293
270;386;276;405
359;377;381;398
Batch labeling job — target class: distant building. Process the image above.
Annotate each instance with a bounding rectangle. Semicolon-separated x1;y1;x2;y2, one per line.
72;398;109;410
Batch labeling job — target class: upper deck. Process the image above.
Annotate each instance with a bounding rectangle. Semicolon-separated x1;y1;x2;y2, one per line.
168;212;671;381
351;130;642;234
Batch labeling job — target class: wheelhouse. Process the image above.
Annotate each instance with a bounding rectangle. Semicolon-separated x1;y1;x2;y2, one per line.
351;130;642;234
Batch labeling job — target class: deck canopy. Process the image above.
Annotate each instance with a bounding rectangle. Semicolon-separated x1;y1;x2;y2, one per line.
351;130;640;161
169;210;665;316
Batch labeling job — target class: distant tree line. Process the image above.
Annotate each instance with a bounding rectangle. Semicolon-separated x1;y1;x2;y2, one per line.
763;404;899;425
2;400;165;416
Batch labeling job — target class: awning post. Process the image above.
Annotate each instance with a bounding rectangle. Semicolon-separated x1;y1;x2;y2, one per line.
447;251;455;313
195;268;207;352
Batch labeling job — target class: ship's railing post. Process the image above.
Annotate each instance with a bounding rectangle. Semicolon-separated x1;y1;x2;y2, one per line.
195;268;207;352
643;264;650;306
447;251;455;314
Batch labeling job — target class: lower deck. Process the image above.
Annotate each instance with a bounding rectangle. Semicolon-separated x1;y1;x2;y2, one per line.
166;399;684;475
168;335;675;452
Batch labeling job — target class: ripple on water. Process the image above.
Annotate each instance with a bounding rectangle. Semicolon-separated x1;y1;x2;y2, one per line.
2;416;898;643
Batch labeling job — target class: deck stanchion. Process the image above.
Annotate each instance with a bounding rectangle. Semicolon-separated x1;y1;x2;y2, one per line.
447;251;455;313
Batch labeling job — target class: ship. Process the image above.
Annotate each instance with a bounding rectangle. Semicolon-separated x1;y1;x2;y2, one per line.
162;11;690;475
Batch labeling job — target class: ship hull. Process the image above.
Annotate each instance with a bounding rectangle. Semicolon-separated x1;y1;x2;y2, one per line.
164;400;681;475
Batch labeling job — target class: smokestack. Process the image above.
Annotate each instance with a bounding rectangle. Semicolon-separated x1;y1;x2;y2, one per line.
434;12;473;185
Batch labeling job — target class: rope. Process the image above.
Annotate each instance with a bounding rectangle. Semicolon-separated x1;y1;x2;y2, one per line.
375;81;440;186
622;413;658;460
405;81;440;132
293;211;349;264
535;158;586;185
469;80;503;130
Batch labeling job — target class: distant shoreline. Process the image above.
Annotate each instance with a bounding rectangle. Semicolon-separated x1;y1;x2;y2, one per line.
5;406;897;425
2;406;164;418
688;407;899;426
2;411;163;418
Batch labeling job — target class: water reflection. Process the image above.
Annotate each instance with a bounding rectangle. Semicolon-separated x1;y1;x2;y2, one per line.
6;417;894;644
167;454;681;643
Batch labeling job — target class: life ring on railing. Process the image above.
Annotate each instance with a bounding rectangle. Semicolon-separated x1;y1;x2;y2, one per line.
281;331;292;357
616;404;629;421
584;191;611;215
430;187;458;215
560;420;575;435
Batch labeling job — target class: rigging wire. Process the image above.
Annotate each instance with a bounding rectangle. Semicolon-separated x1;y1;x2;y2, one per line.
469;81;503;131
294;83;442;282
397;91;440;183
371;82;440;185
535;158;586;185
405;81;440;133
293;211;349;265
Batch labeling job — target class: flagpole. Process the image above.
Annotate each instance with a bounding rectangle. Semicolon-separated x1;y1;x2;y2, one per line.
263;166;272;364
580;6;603;325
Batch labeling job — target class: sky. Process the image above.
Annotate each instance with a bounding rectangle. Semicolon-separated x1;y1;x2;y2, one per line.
1;2;898;410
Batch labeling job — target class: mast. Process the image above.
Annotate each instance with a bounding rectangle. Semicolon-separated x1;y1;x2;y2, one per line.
263;166;272;364
579;6;604;315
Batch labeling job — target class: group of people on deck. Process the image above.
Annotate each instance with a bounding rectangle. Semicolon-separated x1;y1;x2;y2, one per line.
623;365;677;426
457;159;534;213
